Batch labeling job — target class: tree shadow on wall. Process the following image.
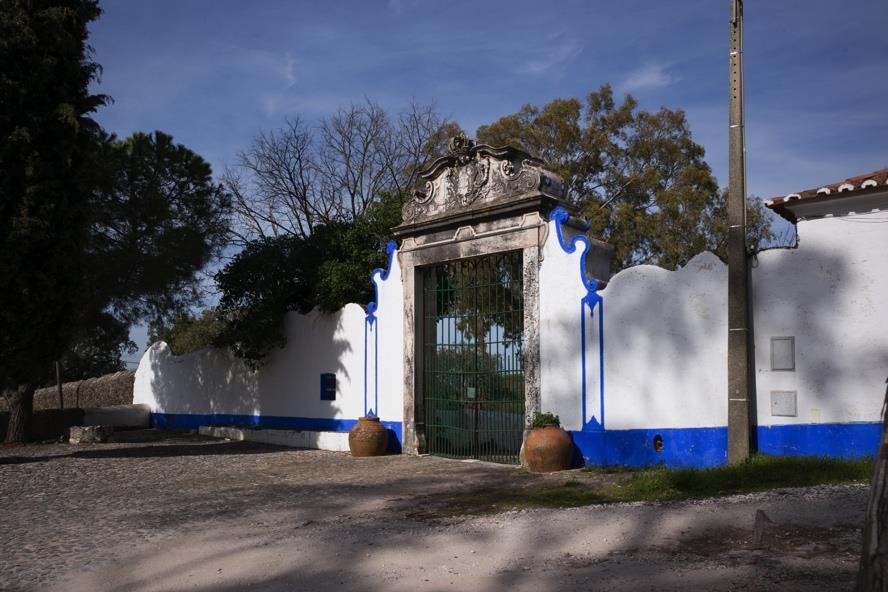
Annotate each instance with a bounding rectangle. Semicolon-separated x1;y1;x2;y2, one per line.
148;308;355;426
750;243;888;454
591;252;734;461
600;245;886;461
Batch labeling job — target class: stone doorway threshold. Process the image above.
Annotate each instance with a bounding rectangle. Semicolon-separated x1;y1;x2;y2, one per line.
198;425;349;452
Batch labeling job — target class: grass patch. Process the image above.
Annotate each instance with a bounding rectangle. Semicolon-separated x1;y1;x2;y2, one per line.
429;455;874;517
412;455;874;519
601;455;873;503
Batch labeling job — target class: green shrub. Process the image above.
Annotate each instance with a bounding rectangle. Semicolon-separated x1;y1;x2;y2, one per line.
531;411;561;428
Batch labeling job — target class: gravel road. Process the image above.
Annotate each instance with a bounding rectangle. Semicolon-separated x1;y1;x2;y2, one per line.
0;430;867;591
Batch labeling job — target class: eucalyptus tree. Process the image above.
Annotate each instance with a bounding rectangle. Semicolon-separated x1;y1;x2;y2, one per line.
476;85;773;271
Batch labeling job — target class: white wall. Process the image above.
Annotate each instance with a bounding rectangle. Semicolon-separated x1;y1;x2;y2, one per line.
133;246;405;427
365;246;405;422
134;208;886;453
539;207;888;439
539;218;597;431
539;213;728;433
753;213;888;426
593;252;729;430
134;306;365;420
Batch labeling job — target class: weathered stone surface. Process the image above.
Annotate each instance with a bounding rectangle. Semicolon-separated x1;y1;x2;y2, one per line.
395;135;574;455
394;134;569;238
68;425;114;444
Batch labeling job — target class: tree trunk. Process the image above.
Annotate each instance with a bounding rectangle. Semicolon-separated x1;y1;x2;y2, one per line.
4;383;35;443
857;378;888;591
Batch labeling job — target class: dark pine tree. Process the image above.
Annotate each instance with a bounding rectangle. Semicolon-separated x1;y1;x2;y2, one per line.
0;0;107;441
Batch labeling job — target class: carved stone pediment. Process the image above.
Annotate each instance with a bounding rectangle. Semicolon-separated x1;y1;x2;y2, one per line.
397;135;568;233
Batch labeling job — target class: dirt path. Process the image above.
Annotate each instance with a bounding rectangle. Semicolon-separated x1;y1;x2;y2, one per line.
0;431;867;591
53;485;866;592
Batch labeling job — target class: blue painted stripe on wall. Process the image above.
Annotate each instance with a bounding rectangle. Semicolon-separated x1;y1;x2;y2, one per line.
757;422;880;458
570;422;880;468
151;413;403;449
548;207;606;431
570;426;727;469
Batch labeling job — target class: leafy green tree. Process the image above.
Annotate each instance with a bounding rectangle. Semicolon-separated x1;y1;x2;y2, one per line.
426;346;523;408
214;234;324;367
215;192;403;368
431;252;523;346
217;100;461;370
315;190;406;312
57;312;136;381
476;85;772;271
46;131;231;385
149;309;225;356
85;130;230;327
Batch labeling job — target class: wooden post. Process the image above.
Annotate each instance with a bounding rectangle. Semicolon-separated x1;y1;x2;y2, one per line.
727;0;752;464
55;360;64;410
856;378;888;591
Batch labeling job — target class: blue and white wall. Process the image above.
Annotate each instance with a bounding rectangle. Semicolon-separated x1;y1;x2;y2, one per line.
135;207;886;466
539;209;605;434
752;214;887;458
133;242;405;447
364;241;405;425
540;207;886;468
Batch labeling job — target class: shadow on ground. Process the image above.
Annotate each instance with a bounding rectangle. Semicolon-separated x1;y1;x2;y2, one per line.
0;430;292;465
0;429;869;592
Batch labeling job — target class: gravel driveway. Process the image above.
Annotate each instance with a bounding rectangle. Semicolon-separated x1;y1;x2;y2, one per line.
0;430;868;591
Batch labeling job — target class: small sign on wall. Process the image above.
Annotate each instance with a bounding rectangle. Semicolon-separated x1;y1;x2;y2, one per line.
771;390;797;417
320;373;336;401
771;336;795;371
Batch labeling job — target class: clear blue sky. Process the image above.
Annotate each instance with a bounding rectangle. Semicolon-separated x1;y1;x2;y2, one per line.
88;0;888;363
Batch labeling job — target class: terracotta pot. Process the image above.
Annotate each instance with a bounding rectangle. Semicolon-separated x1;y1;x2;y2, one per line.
348;417;388;457
524;425;573;472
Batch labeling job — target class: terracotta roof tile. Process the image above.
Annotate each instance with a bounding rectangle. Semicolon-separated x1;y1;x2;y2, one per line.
765;168;888;208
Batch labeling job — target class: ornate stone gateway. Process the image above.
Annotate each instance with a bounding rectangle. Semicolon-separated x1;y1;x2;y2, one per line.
394;134;574;463
421;250;525;463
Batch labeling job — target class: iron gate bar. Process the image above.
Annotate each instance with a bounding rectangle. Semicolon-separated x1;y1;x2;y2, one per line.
422;251;524;464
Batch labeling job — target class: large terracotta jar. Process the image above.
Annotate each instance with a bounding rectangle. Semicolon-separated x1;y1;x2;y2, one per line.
348;417;388;457
524;425;573;472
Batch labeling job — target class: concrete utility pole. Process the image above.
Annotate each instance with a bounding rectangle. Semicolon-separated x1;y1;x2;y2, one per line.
727;0;751;464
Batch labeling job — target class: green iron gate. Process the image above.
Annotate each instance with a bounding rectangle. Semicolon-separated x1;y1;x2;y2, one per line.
421;251;525;464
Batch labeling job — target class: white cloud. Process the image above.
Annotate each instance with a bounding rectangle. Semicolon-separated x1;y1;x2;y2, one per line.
283;52;297;86
620;63;677;93
518;39;582;75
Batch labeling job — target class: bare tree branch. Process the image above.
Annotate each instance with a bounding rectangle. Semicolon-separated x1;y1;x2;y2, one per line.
226;100;458;244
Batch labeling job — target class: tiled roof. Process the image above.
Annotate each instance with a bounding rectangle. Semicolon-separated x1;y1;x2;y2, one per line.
765;168;888;208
